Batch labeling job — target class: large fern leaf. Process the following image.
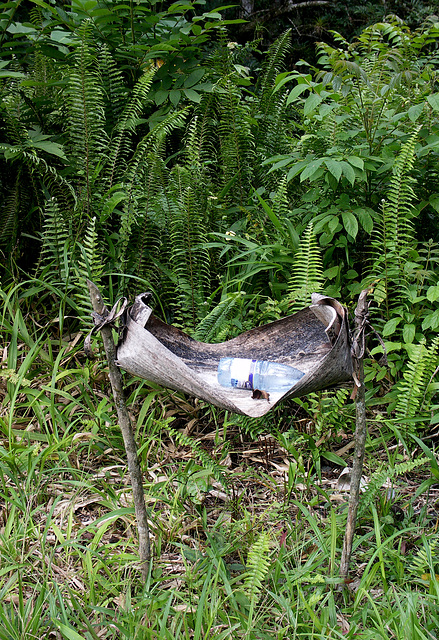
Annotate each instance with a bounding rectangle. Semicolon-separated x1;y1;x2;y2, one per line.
394;336;439;422
244;532;271;603
286;223;324;312
367;129;419;315
66;20;108;217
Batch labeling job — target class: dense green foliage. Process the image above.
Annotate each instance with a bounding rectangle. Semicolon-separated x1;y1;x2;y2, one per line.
1;1;439;638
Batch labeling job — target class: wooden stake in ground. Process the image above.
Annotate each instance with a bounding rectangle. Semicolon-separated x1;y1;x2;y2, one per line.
86;280;151;581
339;289;370;581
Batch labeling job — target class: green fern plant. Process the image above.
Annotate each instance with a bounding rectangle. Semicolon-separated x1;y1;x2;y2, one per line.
117;109;188;272
104;68;155;190
167;427;228;487
286;222;324;313
97;44;128;135
367;129;420;320
393;336;439;424
66;20;108;220
243;531;271;603
252;30;294;189
409;535;439;579
168;174;211;329
193;291;245;342
37;197;72;285
74;216;103;327
213;76;255;207
358;456;429;517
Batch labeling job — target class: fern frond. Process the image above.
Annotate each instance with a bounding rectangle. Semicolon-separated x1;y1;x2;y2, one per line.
256;30;291;105
167;428;228;486
255;29;291;133
231;410;280;441
74;216;103;326
37;197;71;284
286;223;324;312
98;44;127;132
0;173;22;248
66;20;108;214
367;130;419;315
394;336;439;421
193;292;245;342
117;109;188;272
215;81;254;206
243;532;271;603
410;536;438;576
271;175;290;222
358;456;429;516
168;174;211;329
105;68;155;188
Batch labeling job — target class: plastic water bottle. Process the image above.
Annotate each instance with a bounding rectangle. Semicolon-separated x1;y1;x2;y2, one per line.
217;357;304;392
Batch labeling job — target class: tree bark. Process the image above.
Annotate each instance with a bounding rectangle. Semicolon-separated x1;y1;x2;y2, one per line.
339;289;369;581
87;280;151;581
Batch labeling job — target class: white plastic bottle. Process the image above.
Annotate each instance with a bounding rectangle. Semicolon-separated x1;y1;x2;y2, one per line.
217;357;304;392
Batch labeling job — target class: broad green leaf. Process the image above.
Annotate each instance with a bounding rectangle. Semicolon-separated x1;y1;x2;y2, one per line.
347;155;364;169
286;83;310;104
169;90;181;105
300;158;324;181
408;103;424;122
403;323;415;344
101;192;126;219
183;88;201;102
313;214;334;235
321;451;347;467
7;23;37;34
53;623;86;640
427;285;439;302
341;210;358;238
427;94;439;111
0;70;26;78
355;208;373;233
323;265;340;279
32;141;67;159
325;158;342;181
329;215;340;233
184;67;205;88
191;23;202;35
304;93;323;116
287;160;309;181
274;72;299;93
340;161;355;185
267;156;294;173
429;194;439;213
154;89;168;105
383;316;402;337
422;309;439;331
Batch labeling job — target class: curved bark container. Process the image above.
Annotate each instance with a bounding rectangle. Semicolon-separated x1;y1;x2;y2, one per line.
116;293;353;417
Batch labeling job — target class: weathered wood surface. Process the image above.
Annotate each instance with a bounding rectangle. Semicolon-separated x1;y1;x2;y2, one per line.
116;293;353;417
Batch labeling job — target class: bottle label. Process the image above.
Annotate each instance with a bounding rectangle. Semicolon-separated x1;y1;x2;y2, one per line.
229;358;256;389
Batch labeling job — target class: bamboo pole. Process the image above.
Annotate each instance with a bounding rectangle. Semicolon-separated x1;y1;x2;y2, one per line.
87;280;151;581
339;289;369;581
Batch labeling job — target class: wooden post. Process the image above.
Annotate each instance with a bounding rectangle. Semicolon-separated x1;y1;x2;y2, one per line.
339;289;369;581
87;280;151;581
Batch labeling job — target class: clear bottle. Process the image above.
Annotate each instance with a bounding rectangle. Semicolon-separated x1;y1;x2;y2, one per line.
217;357;304;392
